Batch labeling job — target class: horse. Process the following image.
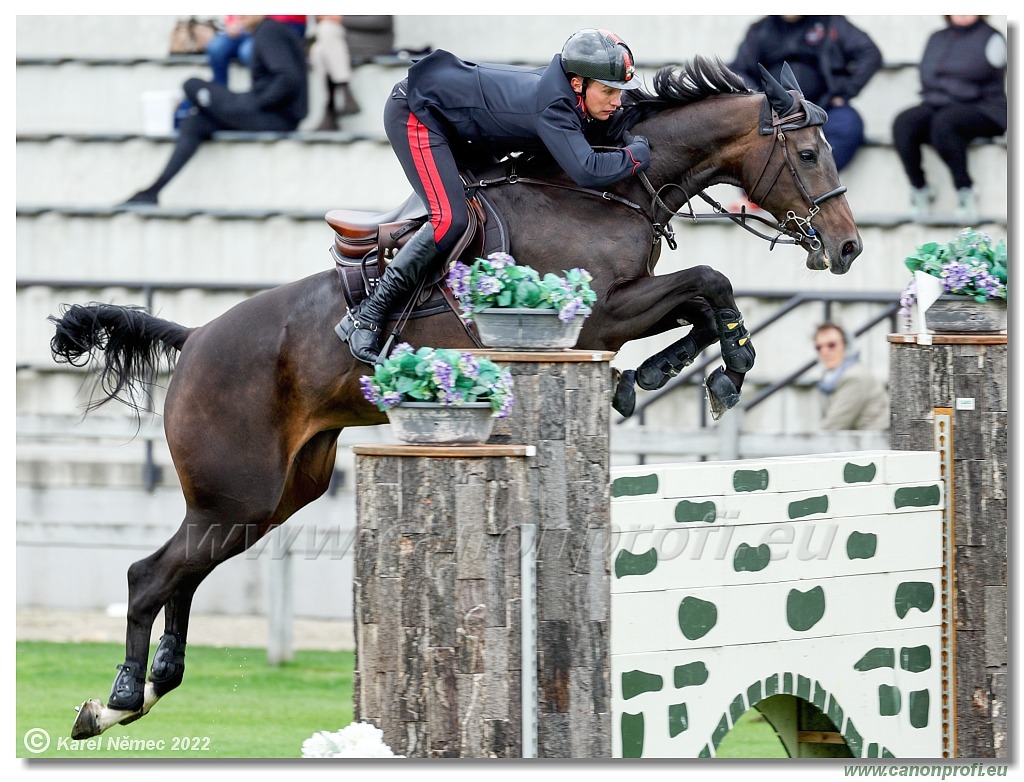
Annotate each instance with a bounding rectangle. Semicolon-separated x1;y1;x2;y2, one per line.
50;57;861;739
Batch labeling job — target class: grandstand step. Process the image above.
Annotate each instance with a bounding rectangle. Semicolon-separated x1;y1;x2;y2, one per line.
16;133;1008;218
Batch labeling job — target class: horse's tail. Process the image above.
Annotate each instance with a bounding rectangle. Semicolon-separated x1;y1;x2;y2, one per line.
49;302;192;413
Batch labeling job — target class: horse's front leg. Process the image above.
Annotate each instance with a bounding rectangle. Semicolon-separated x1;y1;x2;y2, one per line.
600;266;755;419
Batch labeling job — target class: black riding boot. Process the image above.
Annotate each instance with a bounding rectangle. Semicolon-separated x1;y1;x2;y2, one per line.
335;223;439;364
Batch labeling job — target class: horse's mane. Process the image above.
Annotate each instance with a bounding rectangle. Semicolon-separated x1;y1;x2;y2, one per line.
607;55;753;136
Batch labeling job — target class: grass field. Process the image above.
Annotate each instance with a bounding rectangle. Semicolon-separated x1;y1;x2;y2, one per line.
17;640;786;759
16;641;354;759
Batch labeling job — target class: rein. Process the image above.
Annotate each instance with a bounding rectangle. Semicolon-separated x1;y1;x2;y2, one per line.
467;168;679;249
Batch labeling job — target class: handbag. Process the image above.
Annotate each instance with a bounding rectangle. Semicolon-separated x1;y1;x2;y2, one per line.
169;17;219;55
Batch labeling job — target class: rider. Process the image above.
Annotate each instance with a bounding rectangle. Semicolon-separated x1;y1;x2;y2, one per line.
335;28;652;364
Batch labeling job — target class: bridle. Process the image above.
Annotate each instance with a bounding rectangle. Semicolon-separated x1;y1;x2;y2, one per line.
638;99;847;253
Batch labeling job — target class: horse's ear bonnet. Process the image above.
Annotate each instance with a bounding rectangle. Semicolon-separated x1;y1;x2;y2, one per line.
757;62;829;135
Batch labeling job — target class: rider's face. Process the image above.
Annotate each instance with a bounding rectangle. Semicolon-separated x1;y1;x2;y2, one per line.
573;78;623;121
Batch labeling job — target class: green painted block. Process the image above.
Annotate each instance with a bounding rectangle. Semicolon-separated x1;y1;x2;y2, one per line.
900;645;932;673
711;713;730;748
614;548;658;579
878;684;902;716
622;669;664;700
673;661;709;689
895;582;935;618
733;542;771;572
733;468;769;492
787;585;826;631
765;674;780;697
729;694;746;724
698;745;712;758
844;720;863;757
867;743;880;758
747;681;763;707
909;690;930;729
854;647;895;671
813;681;827;711
843;461;878;484
620;712;645;758
788;495;829;519
612;474;659;498
668;703;689;738
846;531;878;559
827;695;844;732
797;675;812;701
678;596;718;640
881;747;895;758
783;673;794;694
675;499;717;524
893;484;941;509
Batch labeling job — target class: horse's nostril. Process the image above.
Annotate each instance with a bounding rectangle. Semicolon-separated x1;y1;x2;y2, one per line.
842;240;859;259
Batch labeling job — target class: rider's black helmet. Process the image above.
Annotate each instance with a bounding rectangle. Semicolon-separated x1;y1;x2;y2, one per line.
560;28;639;90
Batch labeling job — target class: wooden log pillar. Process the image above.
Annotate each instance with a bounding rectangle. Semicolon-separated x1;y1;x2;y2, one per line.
888;334;1008;758
352;350;614;758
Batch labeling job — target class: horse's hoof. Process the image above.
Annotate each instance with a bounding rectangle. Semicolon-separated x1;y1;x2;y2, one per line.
71;699;103;740
705;367;741;421
612;369;637;418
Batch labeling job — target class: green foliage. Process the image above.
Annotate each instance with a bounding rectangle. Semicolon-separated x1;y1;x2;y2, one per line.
447;252;598;321
360;344;515;417
903;227;1007;303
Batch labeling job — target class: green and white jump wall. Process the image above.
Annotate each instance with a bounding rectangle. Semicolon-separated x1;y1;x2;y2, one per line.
350;335;1007;759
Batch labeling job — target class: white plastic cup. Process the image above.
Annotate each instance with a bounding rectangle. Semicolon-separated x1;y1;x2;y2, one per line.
140;90;181;136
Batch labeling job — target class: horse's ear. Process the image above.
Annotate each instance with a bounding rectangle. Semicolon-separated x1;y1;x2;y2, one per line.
778;62;802;95
758;63;796;116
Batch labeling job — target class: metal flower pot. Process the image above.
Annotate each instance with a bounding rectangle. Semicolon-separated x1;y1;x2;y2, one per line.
473;307;586;350
386;402;495;445
925;294;1007;334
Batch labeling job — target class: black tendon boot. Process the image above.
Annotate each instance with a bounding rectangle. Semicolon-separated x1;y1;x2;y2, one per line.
335;223;439;364
714;308;755;373
637;333;701;390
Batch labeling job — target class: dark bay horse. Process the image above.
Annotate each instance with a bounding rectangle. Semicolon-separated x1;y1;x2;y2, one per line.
51;58;861;739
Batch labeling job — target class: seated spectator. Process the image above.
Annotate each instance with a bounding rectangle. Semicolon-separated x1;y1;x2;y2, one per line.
892;15;1007;220
309;16;362;131
730;15;882;172
814;323;889;430
120;16;307;207
206;14;307;87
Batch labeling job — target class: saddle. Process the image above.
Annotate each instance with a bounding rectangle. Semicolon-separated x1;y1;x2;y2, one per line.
324;175;509;331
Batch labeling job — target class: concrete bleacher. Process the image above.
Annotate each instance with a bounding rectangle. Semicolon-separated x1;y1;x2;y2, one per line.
15;16;1010;617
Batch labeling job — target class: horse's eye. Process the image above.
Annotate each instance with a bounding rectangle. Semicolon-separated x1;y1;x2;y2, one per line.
799;150;817;163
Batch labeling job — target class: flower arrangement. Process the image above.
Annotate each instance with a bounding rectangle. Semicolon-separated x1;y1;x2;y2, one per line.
301;721;404;758
446;252;598;323
900;227;1007;318
360;343;515;418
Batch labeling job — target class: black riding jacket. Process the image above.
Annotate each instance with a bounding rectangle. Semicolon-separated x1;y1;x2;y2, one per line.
405;49;650;188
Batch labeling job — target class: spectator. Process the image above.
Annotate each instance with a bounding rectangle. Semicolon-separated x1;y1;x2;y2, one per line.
813;323;889;431
342;15;395;66
309;16;362;131
892;16;1007;220
206;14;307;87
730;16;882;172
120;16;308;207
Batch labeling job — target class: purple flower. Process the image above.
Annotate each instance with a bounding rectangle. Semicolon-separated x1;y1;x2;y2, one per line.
359;375;380;406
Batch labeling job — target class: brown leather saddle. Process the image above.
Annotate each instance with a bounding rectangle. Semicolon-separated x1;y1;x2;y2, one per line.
324;178;509;332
